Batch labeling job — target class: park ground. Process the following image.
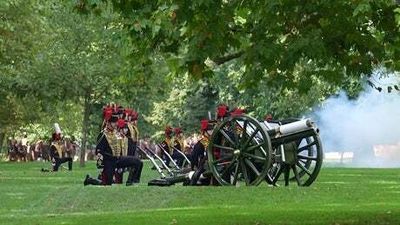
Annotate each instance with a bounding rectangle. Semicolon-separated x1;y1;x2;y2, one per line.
0;161;400;225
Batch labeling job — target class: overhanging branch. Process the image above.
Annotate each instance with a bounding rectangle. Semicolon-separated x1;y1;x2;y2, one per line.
212;51;245;65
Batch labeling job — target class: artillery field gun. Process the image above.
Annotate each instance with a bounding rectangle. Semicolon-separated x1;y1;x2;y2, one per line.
143;112;323;187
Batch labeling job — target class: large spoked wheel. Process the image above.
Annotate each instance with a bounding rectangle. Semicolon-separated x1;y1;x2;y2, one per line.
267;130;323;186
207;115;273;186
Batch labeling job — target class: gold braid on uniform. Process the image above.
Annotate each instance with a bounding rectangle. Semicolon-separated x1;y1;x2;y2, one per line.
165;138;172;154
120;136;128;156
52;143;64;158
104;130;121;156
200;137;210;149
127;123;139;142
175;137;185;152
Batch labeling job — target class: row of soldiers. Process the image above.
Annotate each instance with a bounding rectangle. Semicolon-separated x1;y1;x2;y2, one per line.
83;103;243;186
157;104;237;174
158;126;186;168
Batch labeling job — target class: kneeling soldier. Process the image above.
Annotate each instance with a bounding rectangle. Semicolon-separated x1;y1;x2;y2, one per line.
85;105;143;186
50;123;72;171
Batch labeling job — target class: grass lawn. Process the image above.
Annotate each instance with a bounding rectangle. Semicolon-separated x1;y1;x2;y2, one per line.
0;160;399;225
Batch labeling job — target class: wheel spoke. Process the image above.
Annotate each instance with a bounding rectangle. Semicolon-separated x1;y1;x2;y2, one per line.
244;158;260;176
242;152;266;161
245;141;266;155
242;128;259;150
297;140;316;153
296;162;312;176
271;166;283;183
213;155;234;165
240;159;250;185
230;121;239;145
232;161;240;185
220;159;236;176
299;158;308;164
219;129;236;147
213;144;235;152
298;155;317;161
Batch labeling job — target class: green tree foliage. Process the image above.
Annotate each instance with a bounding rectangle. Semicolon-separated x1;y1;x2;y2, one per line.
1;0;400;154
91;0;400;91
0;0;48;148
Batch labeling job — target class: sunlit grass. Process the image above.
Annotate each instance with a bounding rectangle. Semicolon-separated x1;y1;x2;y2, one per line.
0;161;400;225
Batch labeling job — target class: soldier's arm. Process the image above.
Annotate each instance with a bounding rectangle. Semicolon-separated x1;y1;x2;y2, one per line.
96;135;113;157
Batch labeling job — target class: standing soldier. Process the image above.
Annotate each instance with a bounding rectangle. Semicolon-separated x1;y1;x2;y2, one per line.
50;123;73;171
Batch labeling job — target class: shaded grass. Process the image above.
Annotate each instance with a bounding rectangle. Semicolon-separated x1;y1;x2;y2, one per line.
0;161;400;225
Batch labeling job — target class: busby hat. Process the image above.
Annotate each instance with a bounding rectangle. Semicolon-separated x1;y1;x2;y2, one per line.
117;118;127;129
124;108;139;121
52;123;62;141
103;106;113;122
230;108;246;117
131;110;138;121
217;104;229;119
165;126;173;137
117;105;124;118
124;108;133;118
200;119;217;132
174;127;182;136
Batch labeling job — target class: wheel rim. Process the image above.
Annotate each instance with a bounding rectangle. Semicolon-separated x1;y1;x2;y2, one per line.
207;115;272;186
267;130;323;186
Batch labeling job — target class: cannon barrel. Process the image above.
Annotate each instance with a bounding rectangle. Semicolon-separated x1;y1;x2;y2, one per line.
266;119;315;137
270;129;316;146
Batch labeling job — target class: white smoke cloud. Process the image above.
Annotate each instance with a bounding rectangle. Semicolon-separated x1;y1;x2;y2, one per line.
312;75;400;167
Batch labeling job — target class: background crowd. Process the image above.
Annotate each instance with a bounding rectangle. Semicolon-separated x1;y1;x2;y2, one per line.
4;132;201;163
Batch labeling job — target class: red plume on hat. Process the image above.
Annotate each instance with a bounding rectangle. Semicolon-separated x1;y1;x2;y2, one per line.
230;108;245;117
200;120;209;131
124;108;133;121
103;107;113;121
174;127;182;136
200;119;216;132
165;126;173;137
117;118;126;129
131;110;138;121
217;104;229;118
124;108;133;116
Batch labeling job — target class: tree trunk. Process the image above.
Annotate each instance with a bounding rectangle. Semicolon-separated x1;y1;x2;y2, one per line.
80;94;91;167
0;131;6;153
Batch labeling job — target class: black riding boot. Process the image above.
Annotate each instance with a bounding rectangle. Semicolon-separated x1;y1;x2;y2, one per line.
84;174;102;186
126;167;137;186
68;158;73;171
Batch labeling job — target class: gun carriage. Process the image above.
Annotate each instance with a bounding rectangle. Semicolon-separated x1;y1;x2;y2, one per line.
144;113;323;187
